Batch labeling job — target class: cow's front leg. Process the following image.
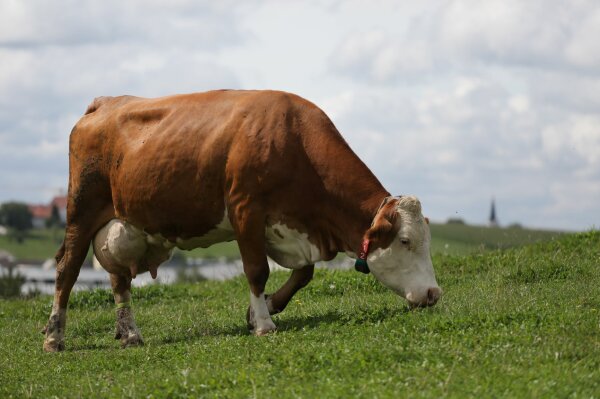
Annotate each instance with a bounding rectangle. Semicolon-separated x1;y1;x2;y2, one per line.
232;205;276;336
110;273;144;348
246;265;315;322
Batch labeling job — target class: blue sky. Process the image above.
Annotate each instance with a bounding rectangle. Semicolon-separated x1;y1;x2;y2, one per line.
0;0;598;230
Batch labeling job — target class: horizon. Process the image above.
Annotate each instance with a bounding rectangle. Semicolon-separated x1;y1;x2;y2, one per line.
1;190;579;232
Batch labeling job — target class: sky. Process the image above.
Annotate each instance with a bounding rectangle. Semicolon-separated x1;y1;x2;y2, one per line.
0;0;599;231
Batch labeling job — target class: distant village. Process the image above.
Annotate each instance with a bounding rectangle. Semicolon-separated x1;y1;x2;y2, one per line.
28;196;68;229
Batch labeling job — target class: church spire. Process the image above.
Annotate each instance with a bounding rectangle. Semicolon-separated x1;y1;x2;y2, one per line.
489;197;498;227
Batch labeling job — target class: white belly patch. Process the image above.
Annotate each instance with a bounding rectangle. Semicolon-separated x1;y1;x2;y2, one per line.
265;223;322;269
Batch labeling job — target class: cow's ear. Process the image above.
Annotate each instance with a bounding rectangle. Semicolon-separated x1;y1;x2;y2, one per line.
366;200;400;250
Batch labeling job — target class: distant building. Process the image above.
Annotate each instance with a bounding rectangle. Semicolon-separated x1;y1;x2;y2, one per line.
489;198;498;227
28;195;67;229
51;196;68;223
29;204;52;229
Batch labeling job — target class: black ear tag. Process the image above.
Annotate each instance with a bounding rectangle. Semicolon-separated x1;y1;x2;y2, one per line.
355;258;370;274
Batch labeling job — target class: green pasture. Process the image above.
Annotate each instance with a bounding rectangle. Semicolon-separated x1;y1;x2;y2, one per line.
0;231;598;397
0;223;565;261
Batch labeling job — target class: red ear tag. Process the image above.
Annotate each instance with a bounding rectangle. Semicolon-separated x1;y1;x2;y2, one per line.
359;239;370;261
355;238;371;274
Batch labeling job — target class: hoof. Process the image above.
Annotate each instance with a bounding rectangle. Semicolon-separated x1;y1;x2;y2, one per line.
43;339;65;352
246;294;277;330
247;313;277;335
119;332;144;348
254;325;277;336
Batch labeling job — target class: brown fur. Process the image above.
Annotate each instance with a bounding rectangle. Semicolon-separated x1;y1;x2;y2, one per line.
44;90;395;351
70;90;389;249
364;199;401;251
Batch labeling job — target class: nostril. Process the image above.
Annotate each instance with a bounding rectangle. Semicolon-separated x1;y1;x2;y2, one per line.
427;287;441;304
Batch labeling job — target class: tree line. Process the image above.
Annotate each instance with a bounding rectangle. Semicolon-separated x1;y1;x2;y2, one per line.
0;201;63;243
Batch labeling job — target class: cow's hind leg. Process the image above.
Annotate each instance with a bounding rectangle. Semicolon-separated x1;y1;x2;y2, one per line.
42;223;102;352
246;265;314;326
42;176;113;351
110;273;144;348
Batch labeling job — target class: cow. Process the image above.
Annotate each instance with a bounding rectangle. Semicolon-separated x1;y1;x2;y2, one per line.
42;90;441;352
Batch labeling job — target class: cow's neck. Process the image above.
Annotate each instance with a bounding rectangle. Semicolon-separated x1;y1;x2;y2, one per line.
308;134;390;255
332;183;389;255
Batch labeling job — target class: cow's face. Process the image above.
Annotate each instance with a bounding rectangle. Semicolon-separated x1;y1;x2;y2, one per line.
365;196;441;308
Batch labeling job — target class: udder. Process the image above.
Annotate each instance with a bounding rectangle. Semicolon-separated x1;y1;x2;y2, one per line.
92;219;174;278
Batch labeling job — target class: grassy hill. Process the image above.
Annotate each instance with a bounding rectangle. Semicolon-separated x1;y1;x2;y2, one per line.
0;231;598;397
429;222;565;255
0;223;566;261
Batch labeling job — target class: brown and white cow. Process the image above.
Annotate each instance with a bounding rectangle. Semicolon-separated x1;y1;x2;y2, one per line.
42;90;441;351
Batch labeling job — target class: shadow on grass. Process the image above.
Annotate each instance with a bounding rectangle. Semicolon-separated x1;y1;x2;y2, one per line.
277;305;412;332
68;304;414;351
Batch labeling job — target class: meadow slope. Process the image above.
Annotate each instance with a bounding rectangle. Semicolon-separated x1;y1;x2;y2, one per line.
0;231;598;398
0;223;565;261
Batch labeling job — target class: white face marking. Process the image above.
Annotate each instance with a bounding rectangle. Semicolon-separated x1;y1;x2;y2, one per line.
367;198;440;306
265;223;322;269
249;292;276;335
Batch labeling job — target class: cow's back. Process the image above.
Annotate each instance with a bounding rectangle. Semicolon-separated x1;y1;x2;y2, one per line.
72;90;351;244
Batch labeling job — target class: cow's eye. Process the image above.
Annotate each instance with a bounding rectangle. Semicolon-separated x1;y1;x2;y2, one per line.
400;238;410;246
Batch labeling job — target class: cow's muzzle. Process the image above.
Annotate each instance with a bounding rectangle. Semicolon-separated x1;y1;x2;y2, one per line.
408;286;442;308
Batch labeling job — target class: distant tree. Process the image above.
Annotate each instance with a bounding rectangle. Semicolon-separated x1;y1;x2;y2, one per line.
0;202;33;243
46;204;64;243
446;217;466;225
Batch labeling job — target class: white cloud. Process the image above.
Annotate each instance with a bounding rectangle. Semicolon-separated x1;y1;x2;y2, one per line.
0;0;249;49
0;1;244;203
330;1;600;82
0;0;598;230
321;0;600;229
542;115;600;170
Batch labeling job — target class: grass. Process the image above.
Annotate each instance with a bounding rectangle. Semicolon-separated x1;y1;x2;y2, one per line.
428;223;564;255
0;223;565;261
0;228;63;261
0;231;598;398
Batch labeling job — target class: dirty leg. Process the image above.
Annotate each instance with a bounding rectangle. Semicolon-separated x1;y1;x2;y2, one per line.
42;303;66;352
42;232;90;352
110;273;144;348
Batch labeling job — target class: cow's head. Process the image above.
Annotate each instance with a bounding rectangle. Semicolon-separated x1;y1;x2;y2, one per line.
362;195;441;308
